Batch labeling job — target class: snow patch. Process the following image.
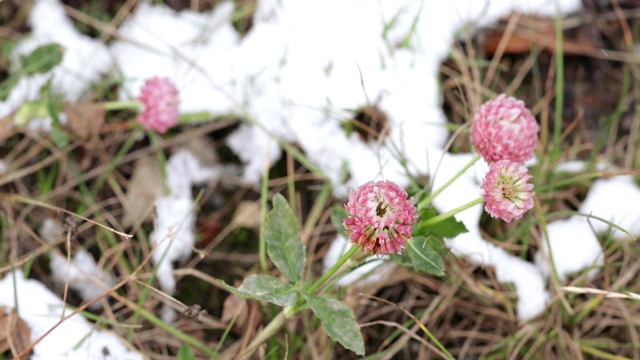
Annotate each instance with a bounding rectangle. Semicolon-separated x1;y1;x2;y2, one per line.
0;270;142;360
1;0;111;119
579;175;640;239
40;219;115;310
535;217;603;282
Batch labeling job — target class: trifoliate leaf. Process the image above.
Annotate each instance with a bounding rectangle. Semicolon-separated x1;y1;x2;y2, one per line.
393;236;445;276
177;343;196;360
217;274;297;307
302;293;365;356
415;207;468;238
20;43;64;76
0;75;19;102
263;193;306;284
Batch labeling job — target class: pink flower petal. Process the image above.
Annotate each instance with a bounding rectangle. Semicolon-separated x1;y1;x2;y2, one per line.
481;160;535;222
137;77;180;134
471;94;539;164
343;180;418;255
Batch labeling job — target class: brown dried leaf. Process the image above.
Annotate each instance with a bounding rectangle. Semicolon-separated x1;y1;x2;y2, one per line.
0;307;31;356
0;111;15;143
185;136;219;167
483;15;596;56
234;201;261;230
122;156;164;227
62;102;105;140
221;292;250;330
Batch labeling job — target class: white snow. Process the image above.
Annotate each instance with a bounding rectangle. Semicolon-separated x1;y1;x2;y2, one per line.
40;219;116;310
0;270;142;360
430;153;552;320
150;148;230;321
150;149;222;287
0;0;111;119
48;251;116;310
534;167;640;285
110;2;241;113
323;235;393;287
535;217;604;282
579;175;640;239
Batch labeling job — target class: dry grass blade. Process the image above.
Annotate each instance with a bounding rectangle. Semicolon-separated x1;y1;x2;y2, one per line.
560;286;640;301
1;195;133;240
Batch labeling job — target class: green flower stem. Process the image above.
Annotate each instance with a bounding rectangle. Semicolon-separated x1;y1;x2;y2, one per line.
177;111;216;123
103;100;217;125
306;245;360;294
259;164;270;274
147;131;169;193
103;100;140;111
237;245;361;360
416;197;483;232
418;154;481;211
14;101;50;126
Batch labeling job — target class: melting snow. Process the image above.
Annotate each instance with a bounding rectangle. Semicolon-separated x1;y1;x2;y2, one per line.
0;270;142;360
41;219;116;310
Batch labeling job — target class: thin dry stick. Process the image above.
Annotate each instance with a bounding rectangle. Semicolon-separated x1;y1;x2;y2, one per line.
483;12;522;89
102;0;139;43
1;195;132;239
14;266;146;358
458;313;485;359
46;119;237;199
505;47;543;95
361;293;453;359
560;286;640;301
365;320;441;355
238;302;258;356
132;279;227;329
0;142;78;188
60;226;73;320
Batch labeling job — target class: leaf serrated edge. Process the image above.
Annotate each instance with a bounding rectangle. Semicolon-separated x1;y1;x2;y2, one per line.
302;294;365;356
406;238;445;276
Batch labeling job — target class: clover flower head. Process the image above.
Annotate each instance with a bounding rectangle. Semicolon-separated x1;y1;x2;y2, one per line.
137;77;180;134
343;180;418;255
481;160;535;222
470;94;539;163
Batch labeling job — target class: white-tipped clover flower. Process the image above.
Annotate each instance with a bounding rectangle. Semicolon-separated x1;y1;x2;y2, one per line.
481;160;535;222
137;77;180;133
471;94;539;164
343;180;418;255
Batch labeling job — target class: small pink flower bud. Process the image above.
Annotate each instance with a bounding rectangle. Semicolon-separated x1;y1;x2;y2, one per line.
471;94;539;163
137;77;179;134
343;180;418;255
481;160;535;222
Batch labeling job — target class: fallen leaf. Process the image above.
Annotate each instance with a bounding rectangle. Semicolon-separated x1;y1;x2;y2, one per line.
185;136;219;167
122;156;164;227
221;292;249;328
234;201;261;230
483;15;596;56
221;282;263;335
0;307;31;356
0;111;15;143
62;102;105;140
